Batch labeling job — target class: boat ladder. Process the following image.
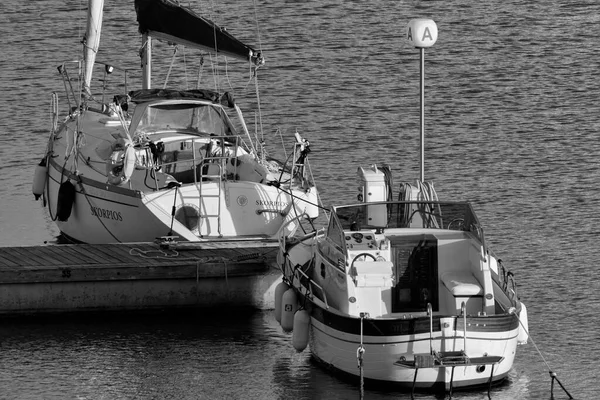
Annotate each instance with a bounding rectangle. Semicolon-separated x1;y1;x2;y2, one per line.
195;137;239;237
393;302;504;398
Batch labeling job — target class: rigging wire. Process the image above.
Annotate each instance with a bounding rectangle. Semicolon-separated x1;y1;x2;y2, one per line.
182;45;188;89
163;46;178;89
196;54;205;89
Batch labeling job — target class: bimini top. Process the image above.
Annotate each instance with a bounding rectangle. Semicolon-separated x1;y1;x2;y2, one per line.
134;0;263;65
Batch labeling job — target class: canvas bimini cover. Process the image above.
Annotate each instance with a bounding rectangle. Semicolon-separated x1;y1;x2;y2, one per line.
134;0;263;65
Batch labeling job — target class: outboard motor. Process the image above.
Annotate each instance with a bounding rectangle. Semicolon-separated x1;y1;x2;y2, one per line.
357;165;391;227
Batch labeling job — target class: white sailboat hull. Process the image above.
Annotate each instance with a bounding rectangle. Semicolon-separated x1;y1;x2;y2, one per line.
46;155;317;243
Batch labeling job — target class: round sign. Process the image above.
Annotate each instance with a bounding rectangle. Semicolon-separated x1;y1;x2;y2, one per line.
407;19;438;48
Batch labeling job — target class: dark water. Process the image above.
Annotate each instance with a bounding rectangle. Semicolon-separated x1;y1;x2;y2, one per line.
1;0;599;398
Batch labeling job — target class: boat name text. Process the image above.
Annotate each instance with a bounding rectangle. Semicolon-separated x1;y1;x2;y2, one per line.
90;206;123;221
256;200;288;208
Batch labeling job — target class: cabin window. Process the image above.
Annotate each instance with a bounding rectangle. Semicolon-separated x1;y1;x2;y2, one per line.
327;210;346;255
137;104;236;136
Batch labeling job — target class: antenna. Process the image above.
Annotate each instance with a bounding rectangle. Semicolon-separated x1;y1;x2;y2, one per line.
407;19;438;182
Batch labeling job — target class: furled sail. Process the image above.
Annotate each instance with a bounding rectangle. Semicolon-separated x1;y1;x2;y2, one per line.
134;0;263;65
83;0;104;94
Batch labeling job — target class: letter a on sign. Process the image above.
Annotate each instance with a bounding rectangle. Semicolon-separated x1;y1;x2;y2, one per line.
407;19;438;48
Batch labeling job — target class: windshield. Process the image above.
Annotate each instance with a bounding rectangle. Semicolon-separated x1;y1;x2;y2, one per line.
334;201;484;242
135;103;237;136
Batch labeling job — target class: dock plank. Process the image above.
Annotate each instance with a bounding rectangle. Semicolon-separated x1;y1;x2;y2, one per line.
43;245;91;265
65;245;116;265
0;248;21;267
81;244;128;264
1;247;44;267
18;246;67;266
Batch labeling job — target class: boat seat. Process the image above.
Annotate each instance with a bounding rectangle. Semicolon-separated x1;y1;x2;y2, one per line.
440;272;483;315
441;272;483;296
353;260;394;287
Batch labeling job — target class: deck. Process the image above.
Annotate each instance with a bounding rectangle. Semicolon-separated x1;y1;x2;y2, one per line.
0;239;281;315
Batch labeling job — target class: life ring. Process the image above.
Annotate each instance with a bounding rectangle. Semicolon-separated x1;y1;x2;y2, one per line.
106;139;136;185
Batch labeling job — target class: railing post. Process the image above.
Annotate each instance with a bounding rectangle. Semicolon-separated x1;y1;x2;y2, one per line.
427;302;433;355
461;301;467;354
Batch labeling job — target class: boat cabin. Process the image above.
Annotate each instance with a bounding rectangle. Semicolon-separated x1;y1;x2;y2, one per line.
105;89;282;189
312;201;501;319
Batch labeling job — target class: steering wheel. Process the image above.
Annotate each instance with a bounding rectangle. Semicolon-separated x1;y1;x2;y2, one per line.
348;253;377;284
350;253;377;269
447;218;465;230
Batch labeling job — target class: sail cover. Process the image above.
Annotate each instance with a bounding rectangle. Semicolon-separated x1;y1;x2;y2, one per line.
134;0;262;65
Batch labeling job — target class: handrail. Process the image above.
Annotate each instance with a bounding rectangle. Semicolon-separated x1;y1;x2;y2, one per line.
292;262;329;309
461;301;467;354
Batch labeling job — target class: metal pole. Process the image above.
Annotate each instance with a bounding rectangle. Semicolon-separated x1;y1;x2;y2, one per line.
420;47;425;182
142;34;152;89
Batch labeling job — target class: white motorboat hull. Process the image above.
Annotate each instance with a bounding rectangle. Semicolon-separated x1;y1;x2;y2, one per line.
307;306;518;390
275;193;529;393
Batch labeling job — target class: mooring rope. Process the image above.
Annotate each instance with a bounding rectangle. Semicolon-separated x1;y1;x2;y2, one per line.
357;313;366;400
129;247;180;258
509;308;573;399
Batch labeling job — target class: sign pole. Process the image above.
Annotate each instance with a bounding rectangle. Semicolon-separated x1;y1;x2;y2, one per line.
407;19;438;182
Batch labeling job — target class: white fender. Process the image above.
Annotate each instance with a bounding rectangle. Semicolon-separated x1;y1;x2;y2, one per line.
292;309;310;352
302;189;320;220
274;281;289;323
32;158;48;200
517;302;529;345
281;288;298;332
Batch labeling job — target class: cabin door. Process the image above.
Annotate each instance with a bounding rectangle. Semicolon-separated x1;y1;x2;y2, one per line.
391;235;439;313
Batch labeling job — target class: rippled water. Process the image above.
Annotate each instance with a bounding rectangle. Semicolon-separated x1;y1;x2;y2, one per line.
1;0;598;398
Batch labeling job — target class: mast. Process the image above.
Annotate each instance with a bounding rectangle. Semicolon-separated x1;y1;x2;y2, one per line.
82;0;105;95
141;34;152;89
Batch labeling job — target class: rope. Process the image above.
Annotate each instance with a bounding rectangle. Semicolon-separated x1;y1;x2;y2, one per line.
276;127;288;161
253;68;265;146
275;185;328;214
357;313;366;400
163;46;178;89
129;247;180;258
182;45;188;89
196;54;204;89
509;308;573;399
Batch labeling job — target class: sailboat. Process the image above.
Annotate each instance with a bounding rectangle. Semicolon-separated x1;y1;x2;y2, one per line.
32;0;319;244
273;19;529;393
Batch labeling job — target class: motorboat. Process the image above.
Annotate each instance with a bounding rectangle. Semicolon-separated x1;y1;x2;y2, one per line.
273;18;529;394
32;0;319;244
275;171;529;392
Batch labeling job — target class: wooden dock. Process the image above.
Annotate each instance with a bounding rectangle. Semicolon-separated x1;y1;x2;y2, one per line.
0;239;281;315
